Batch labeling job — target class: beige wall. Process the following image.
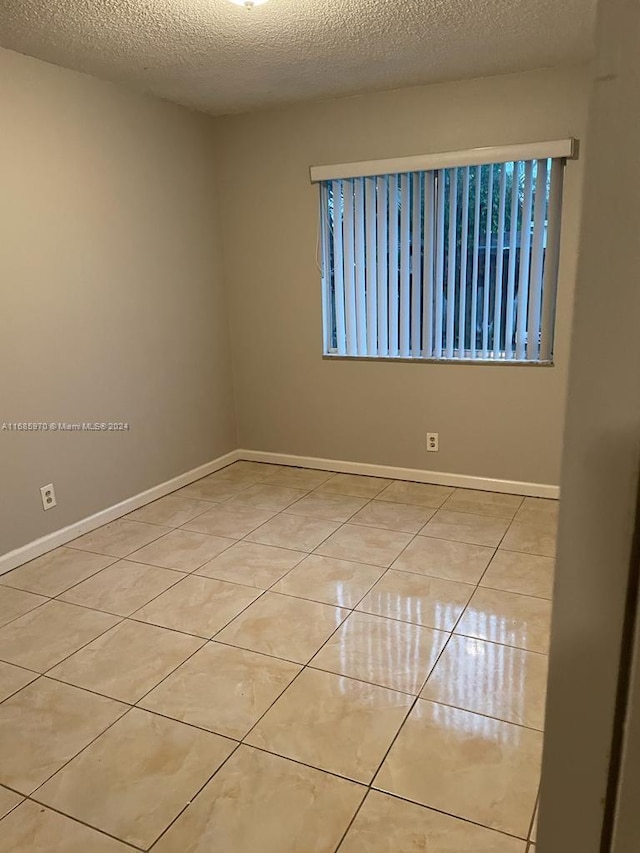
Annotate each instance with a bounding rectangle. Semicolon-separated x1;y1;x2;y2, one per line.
0;54;591;557
0;49;236;555
215;66;590;487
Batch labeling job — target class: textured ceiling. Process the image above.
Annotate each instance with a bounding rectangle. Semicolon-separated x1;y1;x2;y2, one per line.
0;0;596;115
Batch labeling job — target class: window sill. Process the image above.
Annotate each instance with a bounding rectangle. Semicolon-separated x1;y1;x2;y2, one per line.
322;353;554;367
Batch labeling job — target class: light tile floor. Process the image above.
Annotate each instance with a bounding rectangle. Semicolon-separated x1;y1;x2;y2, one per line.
0;462;554;852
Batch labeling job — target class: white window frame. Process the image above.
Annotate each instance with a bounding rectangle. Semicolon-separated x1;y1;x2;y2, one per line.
312;139;578;365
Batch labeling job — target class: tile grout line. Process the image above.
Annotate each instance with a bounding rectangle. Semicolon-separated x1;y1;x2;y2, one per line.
3;735;533;853
338;783;535;848
7;561;284;817
144;494;497;852
125;503;228;528
0;470;549;708
218;482;375;592
526;786;540;849
143;743;244;850
0;539;552;622
1;458;549;586
145;475;376;850
65;520;176;558
332;509;483;851
0;464;551;578
0;669;40;705
50;473;268;566
0;555;121;602
333;789;371;853
156;526;434;849
32;629;546;739
333;628;468;851
0;795;24;824
0;533;552;589
210;482;402;598
1;524;536;844
333;497;539;850
0;529;275;710
25;701;133;803
148;567;364;849
0;482;287;648
0;464;552;847
0;612;131;705
162;467;546;847
0;596;53;633
439;486;526;516
0;475;551;707
23;675;244;852
110;549;387;851
21;794;144;851
52;563;189;614
236;556;388;741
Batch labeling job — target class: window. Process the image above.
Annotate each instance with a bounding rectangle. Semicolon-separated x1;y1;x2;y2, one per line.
313;140;576;363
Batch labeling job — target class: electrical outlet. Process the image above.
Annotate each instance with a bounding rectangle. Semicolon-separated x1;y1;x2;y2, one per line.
426;432;439;452
40;483;57;511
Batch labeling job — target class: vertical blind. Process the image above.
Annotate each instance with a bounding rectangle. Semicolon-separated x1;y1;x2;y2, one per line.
319;156;566;362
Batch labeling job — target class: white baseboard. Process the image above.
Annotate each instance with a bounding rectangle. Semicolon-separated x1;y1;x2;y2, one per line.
239;449;560;499
0;450;240;577
1;446;558;577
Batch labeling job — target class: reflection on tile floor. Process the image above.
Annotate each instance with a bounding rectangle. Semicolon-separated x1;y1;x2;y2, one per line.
0;462;553;851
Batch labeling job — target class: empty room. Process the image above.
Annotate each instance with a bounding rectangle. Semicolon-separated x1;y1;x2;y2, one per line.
2;0;640;851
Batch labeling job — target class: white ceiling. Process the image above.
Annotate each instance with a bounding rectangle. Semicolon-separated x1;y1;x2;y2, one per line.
0;0;596;115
